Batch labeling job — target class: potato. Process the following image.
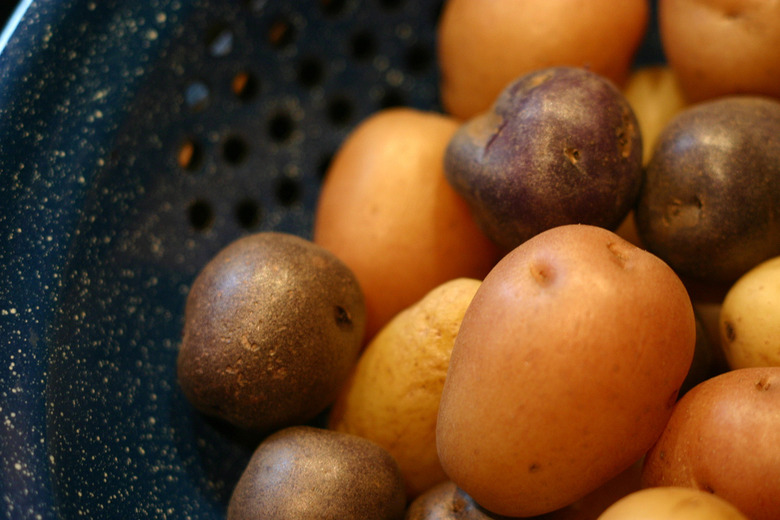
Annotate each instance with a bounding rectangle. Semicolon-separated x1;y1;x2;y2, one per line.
635;96;780;283
622;66;689;165
437;0;649;119
329;278;482;500
313;108;501;343
444;67;644;252
227;426;405;520
719;256;780;369
659;0;780;103
436;225;696;517
641;367;780;520
176;232;365;433
597;487;749;520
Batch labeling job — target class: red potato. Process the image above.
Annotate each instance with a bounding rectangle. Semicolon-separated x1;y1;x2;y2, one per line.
437;0;650;119
641;367;780;520
313;108;502;343
436;225;696;517
659;0;780;103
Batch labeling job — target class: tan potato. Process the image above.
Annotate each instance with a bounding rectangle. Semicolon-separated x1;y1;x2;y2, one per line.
436;225;696;517
329;278;482;500
313;108;501;343
622;66;689;165
659;0;780;102
437;0;649;119
719;256;780;369
641;367;780;520
597;487;749;520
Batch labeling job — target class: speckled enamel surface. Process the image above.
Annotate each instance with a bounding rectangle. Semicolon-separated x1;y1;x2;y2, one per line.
0;1;664;518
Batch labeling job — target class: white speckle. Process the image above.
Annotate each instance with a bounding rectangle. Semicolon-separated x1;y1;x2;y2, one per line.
138;447;145;455
146;29;158;41
14;462;22;471
156;12;167;23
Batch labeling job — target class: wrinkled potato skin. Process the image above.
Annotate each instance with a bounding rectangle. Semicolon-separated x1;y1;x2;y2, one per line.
314;108;501;343
635;96;780;283
597;486;748;520
719;256;780;369
437;225;695;517
660;0;780;103
437;0;649;119
444;67;643;252
641;367;780;520
329;278;482;500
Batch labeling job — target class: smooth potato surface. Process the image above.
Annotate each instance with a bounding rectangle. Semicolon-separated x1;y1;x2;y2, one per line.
597;486;748;520
719;256;780;369
642;367;780;520
436;225;695;517
314;108;501;343
329;278;482;499
437;0;649;119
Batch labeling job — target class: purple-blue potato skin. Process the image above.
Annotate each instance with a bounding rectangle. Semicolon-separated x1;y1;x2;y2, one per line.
444;66;643;252
635;96;780;283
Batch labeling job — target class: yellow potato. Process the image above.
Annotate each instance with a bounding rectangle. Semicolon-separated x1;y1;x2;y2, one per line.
719;256;780;369
622;66;689;165
598;487;748;520
328;278;482;500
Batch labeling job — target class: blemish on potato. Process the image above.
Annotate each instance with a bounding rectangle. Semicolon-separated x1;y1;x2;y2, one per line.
334;305;353;330
529;462;541;473
529;261;555;286
606;241;631;267
564;147;581;165
724;320;736;342
755;376;771;391
617;108;636;159
663;196;702;228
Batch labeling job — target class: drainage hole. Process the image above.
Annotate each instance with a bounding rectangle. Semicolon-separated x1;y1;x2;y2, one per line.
297;56;325;88
327;96;354;126
275;177;302;206
234;198;262;229
178;138;203;171
378;0;405;10
268;112;295;142
320;0;349;16
188;200;214;231
222;135;249;165
268;17;296;48
350;30;377;60
405;43;433;74
232;71;259;101
379;88;405;109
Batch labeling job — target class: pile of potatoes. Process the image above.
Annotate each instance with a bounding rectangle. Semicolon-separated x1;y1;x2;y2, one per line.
177;1;780;519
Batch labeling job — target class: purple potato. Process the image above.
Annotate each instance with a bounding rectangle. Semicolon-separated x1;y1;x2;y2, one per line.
635;96;780;283
444;66;643;251
228;426;406;520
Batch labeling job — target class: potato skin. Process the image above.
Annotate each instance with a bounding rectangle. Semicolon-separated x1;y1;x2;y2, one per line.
227;426;406;520
597;486;748;520
719;256;780;369
436;225;695;517
635;96;780;283
329;278;482;500
437;0;649;119
444;67;643;252
641;367;780;520
659;0;780;103
177;232;365;433
314;108;501;343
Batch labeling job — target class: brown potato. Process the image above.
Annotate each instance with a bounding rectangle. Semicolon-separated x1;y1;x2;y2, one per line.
436;225;696;517
313;108;501;343
659;0;780;103
437;0;649;119
329;278;482;500
642;367;780;520
597;487;749;520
